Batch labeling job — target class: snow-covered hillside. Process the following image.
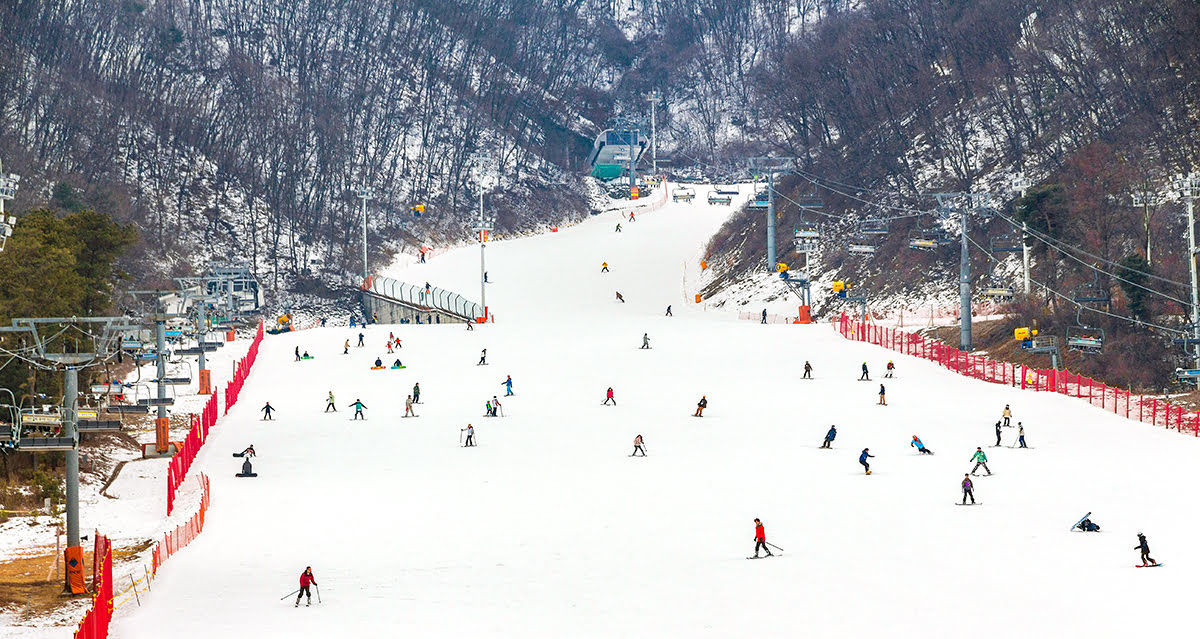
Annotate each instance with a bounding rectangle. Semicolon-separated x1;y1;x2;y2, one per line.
104;194;1198;638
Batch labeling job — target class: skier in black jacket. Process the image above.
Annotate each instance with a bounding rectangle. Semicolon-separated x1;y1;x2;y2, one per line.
1135;533;1158;566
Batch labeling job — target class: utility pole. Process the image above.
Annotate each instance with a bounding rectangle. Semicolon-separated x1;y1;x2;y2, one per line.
935;192;994;351
749;157;796;273
357;188;372;282
1175;173;1200;368
1131;185;1162;265
628;127;639;195
644;91;660;174
1012;175;1032;296
0;317;135;591
471;153;495;320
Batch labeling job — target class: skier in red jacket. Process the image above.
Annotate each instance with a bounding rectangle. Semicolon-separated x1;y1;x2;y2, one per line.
753;518;773;557
296;567;317;607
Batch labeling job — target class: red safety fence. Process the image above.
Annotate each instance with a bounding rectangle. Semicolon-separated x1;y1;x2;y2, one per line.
166;390;219;516
225;320;265;414
153;473;210;576
73;533;112;639
836;313;1200;436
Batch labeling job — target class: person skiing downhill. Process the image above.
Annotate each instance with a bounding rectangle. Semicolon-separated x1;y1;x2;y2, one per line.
1002;404;1012;427
405;395;416;417
616;291;625;303
325;392;336;413
603;387;616;406
261;402;275;420
615;223;622;232
502;375;514;396
995;421;1003;447
753;518;773;557
641;333;650;349
859;448;874;474
803;361;812;379
1135;533;1157;566
413;383;421;404
885;360;895;378
878;384;886;405
296;567;317;607
761;309;767;324
357;333;364;347
970;447;992;475
911;435;932;455
478;349;487;365
1017;422;1028;448
632;434;646;456
463;423;476;447
694;395;708;416
602;262;609;273
962;474;975;504
820;425;836;449
860;362;870;380
349;399;367;420
665;305;672;316
491;396;502;417
343;339;350;355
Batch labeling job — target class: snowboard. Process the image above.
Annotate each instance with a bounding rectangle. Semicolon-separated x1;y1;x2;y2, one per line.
232;453;250;457
1071;512;1092;532
235;473;258;478
1135;563;1164;568
301;356;315;360
370;366;386;370
391;366;406;369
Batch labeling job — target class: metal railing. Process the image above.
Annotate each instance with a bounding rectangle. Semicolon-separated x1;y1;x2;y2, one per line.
363;275;483;321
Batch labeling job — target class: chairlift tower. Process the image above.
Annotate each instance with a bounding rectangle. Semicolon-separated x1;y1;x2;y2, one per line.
0;316;137;591
470;153;497;320
357;187;373;281
644;91;661;174
1011;174;1032;296
749;157;797;274
1174;173;1200;368
0;157;19;251
934;192;996;351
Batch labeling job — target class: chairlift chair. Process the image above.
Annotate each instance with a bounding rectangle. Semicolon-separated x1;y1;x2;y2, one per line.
846;236;877;255
1065;325;1104;354
671;187;695;203
1073;283;1111;305
748;192;770;210
793;228;820;252
859;218;889;235
908;229;939;251
981;276;1015;301
989;234;1023;253
707;191;732;206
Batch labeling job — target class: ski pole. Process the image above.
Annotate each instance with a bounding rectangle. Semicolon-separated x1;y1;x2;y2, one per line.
765;542;785;552
280;588;301;600
316;584;322;604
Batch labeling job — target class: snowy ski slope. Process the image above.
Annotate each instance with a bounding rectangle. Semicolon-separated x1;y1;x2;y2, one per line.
110;190;1199;638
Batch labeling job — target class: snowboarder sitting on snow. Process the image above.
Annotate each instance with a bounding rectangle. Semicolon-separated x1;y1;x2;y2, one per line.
374;357;383;368
970;447;992;475
911;436;932;454
603;387;616;406
261;402;275;420
859;448;874;474
820;425;836;449
240;458;253;477
393;359;402;368
1135;533;1157;566
633;434;646;456
1075;515;1100;532
296;567;317;607
694;395;707;416
302;351;310;359
753;518;772;557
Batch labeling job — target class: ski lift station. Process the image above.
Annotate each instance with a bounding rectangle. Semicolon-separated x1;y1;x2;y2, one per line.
588;129;647;181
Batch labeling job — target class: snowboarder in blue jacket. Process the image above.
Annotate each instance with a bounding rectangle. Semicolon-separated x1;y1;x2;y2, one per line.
911;435;932;455
502;375;514;396
859;448;874;474
820;425;836;449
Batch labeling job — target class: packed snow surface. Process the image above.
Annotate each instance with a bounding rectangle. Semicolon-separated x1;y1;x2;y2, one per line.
110;193;1198;638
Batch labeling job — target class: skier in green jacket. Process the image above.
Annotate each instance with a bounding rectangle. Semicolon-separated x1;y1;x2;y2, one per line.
970;447;991;476
349;399;367;420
